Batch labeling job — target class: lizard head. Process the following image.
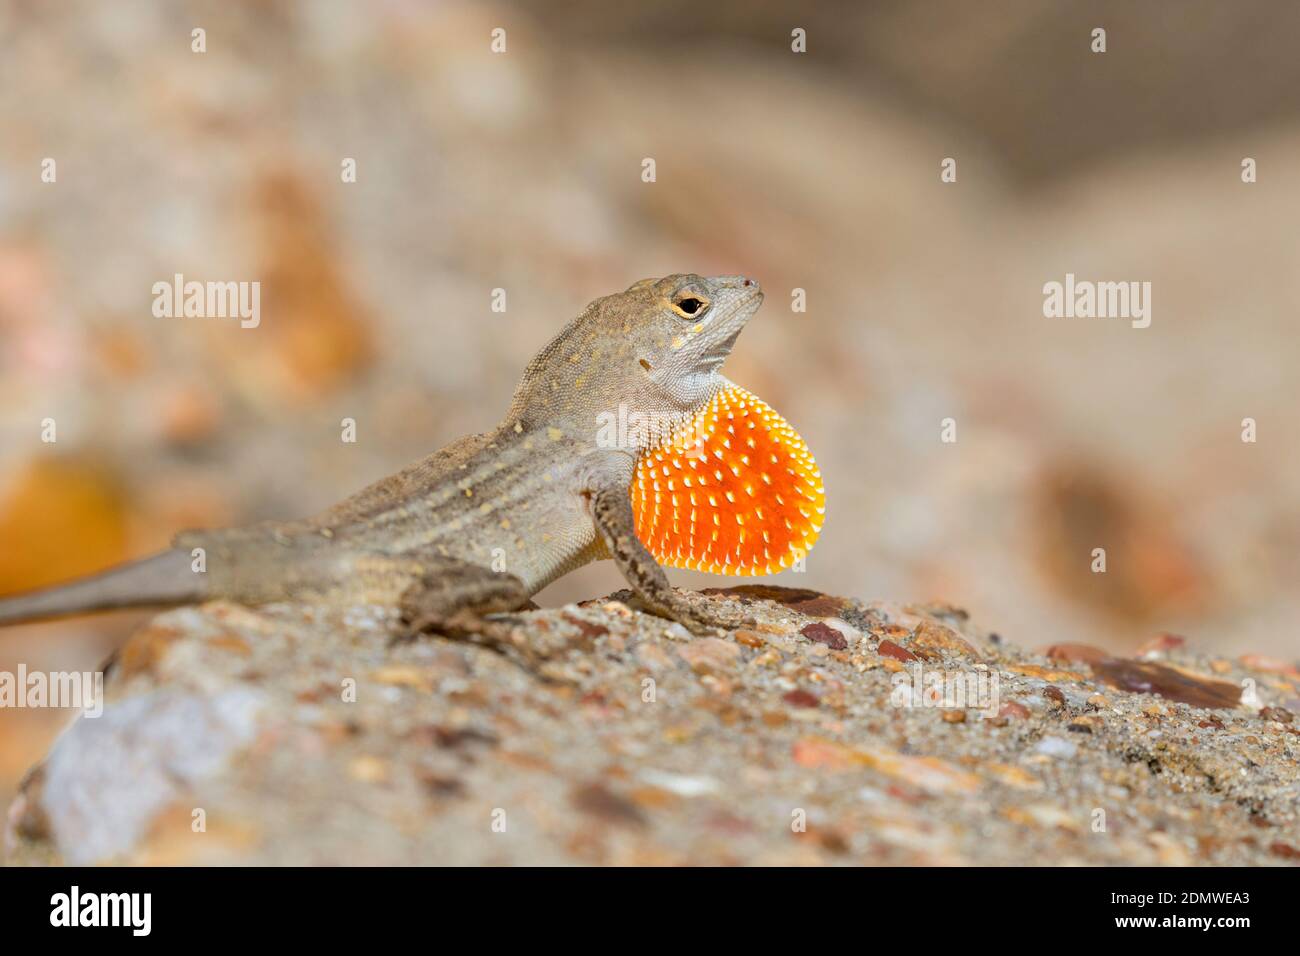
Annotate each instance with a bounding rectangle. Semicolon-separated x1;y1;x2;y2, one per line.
510;273;764;435
614;272;764;412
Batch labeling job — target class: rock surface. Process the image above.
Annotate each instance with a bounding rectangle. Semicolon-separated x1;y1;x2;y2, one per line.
5;587;1298;866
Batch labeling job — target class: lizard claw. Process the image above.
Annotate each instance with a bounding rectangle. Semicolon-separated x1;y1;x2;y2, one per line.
686;608;757;636
636;595;753;637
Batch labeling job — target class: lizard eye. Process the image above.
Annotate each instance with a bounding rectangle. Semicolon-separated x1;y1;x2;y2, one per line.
671;296;708;318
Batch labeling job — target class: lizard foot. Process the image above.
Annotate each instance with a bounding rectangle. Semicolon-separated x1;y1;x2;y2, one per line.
397;605;512;642
629;591;756;637
396;609;551;672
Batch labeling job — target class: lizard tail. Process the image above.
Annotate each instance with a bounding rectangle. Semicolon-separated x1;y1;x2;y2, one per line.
0;550;205;626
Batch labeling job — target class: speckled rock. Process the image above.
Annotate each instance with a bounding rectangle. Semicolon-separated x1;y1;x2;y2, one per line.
4;586;1298;865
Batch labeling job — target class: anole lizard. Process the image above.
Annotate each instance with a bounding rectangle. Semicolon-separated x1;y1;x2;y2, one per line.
0;274;824;637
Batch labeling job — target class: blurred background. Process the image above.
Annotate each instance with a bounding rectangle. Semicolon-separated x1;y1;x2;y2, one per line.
1;0;1297;811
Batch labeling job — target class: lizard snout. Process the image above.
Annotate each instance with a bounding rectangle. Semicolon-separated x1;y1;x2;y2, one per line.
713;274;760;294
710;275;763;306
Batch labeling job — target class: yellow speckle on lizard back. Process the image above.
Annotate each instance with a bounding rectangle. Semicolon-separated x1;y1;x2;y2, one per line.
631;383;824;576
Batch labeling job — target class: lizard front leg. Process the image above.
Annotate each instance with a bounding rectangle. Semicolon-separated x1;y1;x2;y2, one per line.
586;484;752;636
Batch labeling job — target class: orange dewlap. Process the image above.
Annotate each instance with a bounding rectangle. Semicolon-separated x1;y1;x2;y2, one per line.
632;384;825;575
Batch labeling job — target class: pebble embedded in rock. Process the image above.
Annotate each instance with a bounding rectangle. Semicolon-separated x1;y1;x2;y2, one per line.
998;701;1032;720
911;621;981;660
800;622;848;650
783;689;820;708
877;639;917;662
1270;842;1300;860
1090;658;1241;709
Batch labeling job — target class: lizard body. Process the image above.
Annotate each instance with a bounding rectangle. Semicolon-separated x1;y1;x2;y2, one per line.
0;274;822;635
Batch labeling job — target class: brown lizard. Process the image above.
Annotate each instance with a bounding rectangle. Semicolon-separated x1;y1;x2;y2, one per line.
0;274;824;637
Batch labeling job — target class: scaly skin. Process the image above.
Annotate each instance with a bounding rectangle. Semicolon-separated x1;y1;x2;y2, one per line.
0;274;823;637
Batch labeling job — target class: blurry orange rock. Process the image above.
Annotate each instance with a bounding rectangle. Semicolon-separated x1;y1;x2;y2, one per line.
135;475;234;545
1032;465;1208;625
92;324;152;379
1043;642;1108;664
0;457;130;594
234;170;375;403
1136;632;1187;658
1239;655;1300;681
158;383;222;446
